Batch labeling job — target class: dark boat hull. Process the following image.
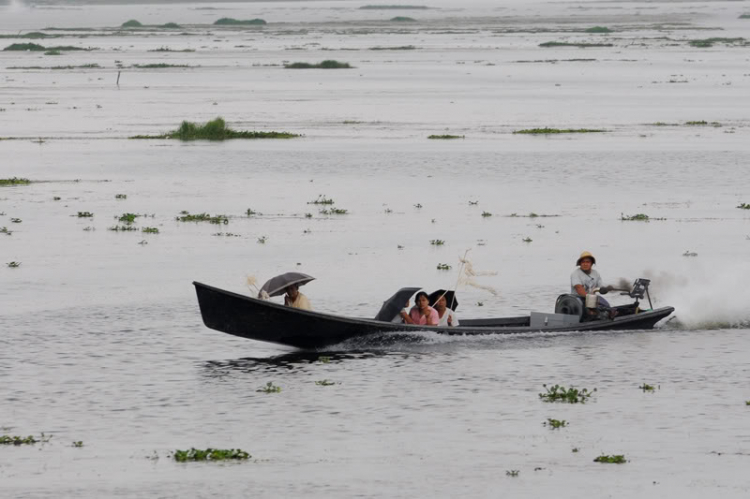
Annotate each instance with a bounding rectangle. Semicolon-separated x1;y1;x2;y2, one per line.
193;282;675;349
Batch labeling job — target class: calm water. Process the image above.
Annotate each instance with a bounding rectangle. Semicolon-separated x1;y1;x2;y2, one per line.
2;1;750;497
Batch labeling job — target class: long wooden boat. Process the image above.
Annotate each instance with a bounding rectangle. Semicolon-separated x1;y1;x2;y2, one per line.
193;282;675;350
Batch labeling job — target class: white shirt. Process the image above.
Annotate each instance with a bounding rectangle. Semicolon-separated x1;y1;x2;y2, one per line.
570;268;603;294
392;308;409;323
437;309;459;327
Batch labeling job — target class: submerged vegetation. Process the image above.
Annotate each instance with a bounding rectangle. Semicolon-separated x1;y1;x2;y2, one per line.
173;448;250;462
0;177;31;186
285;60;352;69
539;384;595;403
214;18;267;26
514;128;606;134
131;117;300;141
594;455;627;464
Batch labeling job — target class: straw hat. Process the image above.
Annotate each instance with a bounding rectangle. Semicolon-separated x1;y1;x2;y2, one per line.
576;251;596;266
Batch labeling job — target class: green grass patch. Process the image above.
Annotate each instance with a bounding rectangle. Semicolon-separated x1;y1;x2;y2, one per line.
0;177;31;186
360;5;428;9
0;32;57;39
685;120;708;125
481;211;492;217
214;18;266;26
390;16;416;22
7;261;21;268
689;37;744;48
176;211;228;224
368;45;417;50
513;128;606;134
539;384;595;403
131;117;300;141
285;60;352;69
506;470;520;477
430;239;445;246
428;134;464;139
173;448;250;462
115;194;127;199
539;42;613;48
585;26;612;33
594;455;627;464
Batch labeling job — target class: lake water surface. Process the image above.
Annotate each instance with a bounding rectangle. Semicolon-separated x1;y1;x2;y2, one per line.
1;0;749;497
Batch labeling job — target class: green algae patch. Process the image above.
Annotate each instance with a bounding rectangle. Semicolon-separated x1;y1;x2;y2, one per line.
131;117;300;141
285;60;352;69
173;448;250;462
513;128;606;134
214;18;267;26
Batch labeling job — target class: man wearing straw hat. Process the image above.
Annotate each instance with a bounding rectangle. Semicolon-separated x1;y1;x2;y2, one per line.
571;251;614;306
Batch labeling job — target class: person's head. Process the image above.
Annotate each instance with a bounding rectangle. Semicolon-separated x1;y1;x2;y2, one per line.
434;295;447;312
415;291;430;310
576;251;596;273
285;283;299;300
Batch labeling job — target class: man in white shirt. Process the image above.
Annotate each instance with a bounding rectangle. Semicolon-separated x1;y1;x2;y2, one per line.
571;251;614;306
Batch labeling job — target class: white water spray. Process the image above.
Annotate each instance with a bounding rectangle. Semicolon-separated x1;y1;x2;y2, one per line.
646;264;750;329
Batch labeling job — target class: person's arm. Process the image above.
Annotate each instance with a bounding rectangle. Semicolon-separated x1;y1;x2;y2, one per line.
402;308;415;324
571;270;587;297
426;308;439;326
450;312;459;327
573;284;587;297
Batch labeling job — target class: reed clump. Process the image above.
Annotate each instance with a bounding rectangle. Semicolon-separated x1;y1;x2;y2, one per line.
285;60;352;69
173;448;250;462
131;117;300;140
214;18;267;26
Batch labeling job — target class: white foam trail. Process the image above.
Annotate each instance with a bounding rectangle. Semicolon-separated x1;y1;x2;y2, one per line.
646;264;750;329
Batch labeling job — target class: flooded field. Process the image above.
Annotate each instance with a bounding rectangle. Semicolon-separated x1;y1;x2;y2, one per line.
1;0;749;497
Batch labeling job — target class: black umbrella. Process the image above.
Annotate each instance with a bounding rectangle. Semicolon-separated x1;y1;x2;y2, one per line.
259;272;315;297
373;287;422;322
428;289;458;311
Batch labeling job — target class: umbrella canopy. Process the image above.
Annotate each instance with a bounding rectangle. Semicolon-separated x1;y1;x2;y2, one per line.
428;289;459;311
374;287;422;322
260;272;315;297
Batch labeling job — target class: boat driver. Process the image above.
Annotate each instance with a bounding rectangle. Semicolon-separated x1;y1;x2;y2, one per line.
571;251;614;306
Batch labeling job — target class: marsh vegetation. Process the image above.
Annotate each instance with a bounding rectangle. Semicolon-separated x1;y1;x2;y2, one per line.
0;178;31;186
131;118;299;141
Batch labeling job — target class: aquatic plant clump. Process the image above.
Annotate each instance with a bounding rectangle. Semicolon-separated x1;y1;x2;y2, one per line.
315;380;336;386
284;60;352;69
436;263;452;270
544;418;568;429
131;118;299;141
360;5;429;9
0;435;38;445
3;43;93;52
121;20;143;28
428;134;464;139
620;213;649;221
173;448;250;462
639;383;656;392
257;382;281;393
391;16;417;22
737;203;750;210
539;384;595;403
214;18;267;26
176;211;228;225
585;26;612;33
594;455;627;464
0;177;31;186
688;37;745;48
539;42;613;48
513;128;606;134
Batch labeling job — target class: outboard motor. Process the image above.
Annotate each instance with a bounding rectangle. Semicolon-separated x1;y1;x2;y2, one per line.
555;294;584;320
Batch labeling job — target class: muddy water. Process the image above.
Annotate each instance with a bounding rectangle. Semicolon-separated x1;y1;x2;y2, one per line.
1;1;750;498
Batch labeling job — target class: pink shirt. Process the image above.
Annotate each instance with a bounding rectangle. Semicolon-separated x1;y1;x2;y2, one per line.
409;306;439;326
